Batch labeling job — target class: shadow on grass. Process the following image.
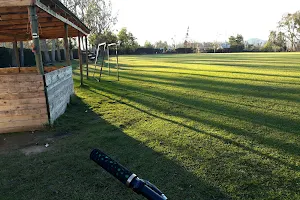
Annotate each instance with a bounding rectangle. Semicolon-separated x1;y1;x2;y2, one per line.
0;95;230;200
180;61;300;71
91;72;300;136
86;85;300;172
79;66;300;107
121;67;299;86
120;63;300;79
120;70;300;103
119;71;300;113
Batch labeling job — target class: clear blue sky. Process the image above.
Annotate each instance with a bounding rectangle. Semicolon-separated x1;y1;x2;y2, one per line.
111;0;300;45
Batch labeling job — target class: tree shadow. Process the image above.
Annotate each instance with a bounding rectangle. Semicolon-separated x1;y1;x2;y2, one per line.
119;69;300;103
120;71;300;110
86;84;300;162
120;62;300;79
81;85;300;199
123;67;299;86
110;72;300;135
0;95;230;200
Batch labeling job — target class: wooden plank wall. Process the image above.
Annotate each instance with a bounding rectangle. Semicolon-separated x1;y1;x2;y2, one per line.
0;0;31;7
45;66;74;124
0;74;48;134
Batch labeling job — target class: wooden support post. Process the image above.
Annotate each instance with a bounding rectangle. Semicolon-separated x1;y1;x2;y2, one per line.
64;24;71;66
78;33;83;86
13;39;21;72
85;36;89;79
28;6;44;75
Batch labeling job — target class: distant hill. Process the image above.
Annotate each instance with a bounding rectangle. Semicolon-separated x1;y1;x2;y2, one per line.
246;38;267;46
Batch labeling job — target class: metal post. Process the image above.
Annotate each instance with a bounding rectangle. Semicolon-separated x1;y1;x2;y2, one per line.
107;46;110;76
78;33;83;86
85;36;88;79
64;24;71;66
28;6;44;75
116;45;119;81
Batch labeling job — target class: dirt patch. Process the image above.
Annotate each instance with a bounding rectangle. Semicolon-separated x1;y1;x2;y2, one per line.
20;145;49;156
0;132;38;153
0;131;71;155
119;118;141;129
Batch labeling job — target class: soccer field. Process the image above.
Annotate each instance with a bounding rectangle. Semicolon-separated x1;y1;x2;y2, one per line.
1;53;300;200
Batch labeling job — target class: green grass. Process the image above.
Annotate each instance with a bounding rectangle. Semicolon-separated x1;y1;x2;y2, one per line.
1;53;300;200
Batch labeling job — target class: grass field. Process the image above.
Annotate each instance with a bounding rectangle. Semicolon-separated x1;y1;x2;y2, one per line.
1;53;300;200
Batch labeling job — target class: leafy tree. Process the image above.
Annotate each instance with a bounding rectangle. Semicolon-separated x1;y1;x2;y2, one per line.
144;41;154;48
89;31;118;46
261;41;274;52
117;28;139;54
84;0;117;34
155;40;169;51
60;0;118;48
262;31;287;52
276;32;287;51
278;13;300;51
228;34;245;52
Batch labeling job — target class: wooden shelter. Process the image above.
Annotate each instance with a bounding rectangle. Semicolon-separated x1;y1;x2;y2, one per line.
0;0;90;134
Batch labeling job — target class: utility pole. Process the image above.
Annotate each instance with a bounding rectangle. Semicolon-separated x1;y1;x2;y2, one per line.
185;26;190;53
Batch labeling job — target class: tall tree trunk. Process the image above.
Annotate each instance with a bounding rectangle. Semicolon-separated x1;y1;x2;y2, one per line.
51;39;56;63
70;49;74;60
68;38;73;60
12;42;17;67
63;47;67;61
20;41;24;67
56;39;61;62
41;39;51;64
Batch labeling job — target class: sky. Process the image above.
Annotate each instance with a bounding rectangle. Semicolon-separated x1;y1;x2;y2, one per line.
110;0;300;45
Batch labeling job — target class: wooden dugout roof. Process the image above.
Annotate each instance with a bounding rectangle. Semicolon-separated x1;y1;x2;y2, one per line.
0;0;90;42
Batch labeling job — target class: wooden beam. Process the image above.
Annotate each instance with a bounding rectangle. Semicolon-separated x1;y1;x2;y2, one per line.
36;0;89;36
0;22;64;30
85;36;89;79
0;28;79;36
0;17;58;26
64;24;71;66
0;33;30;40
78;33;83;86
0;0;32;7
0;25;67;33
0;12;49;20
28;5;44;75
0;6;28;14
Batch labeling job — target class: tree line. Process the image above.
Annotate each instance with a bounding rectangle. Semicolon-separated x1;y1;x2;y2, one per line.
58;1;300;53
2;1;300;64
199;11;300;53
140;11;300;53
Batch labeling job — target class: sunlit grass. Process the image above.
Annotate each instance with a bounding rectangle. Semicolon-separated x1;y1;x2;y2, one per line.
1;53;300;200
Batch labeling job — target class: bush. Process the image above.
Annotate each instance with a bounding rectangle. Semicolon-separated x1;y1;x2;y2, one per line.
23;49;36;66
135;48;163;55
0;47;12;68
175;48;194;54
0;47;69;68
